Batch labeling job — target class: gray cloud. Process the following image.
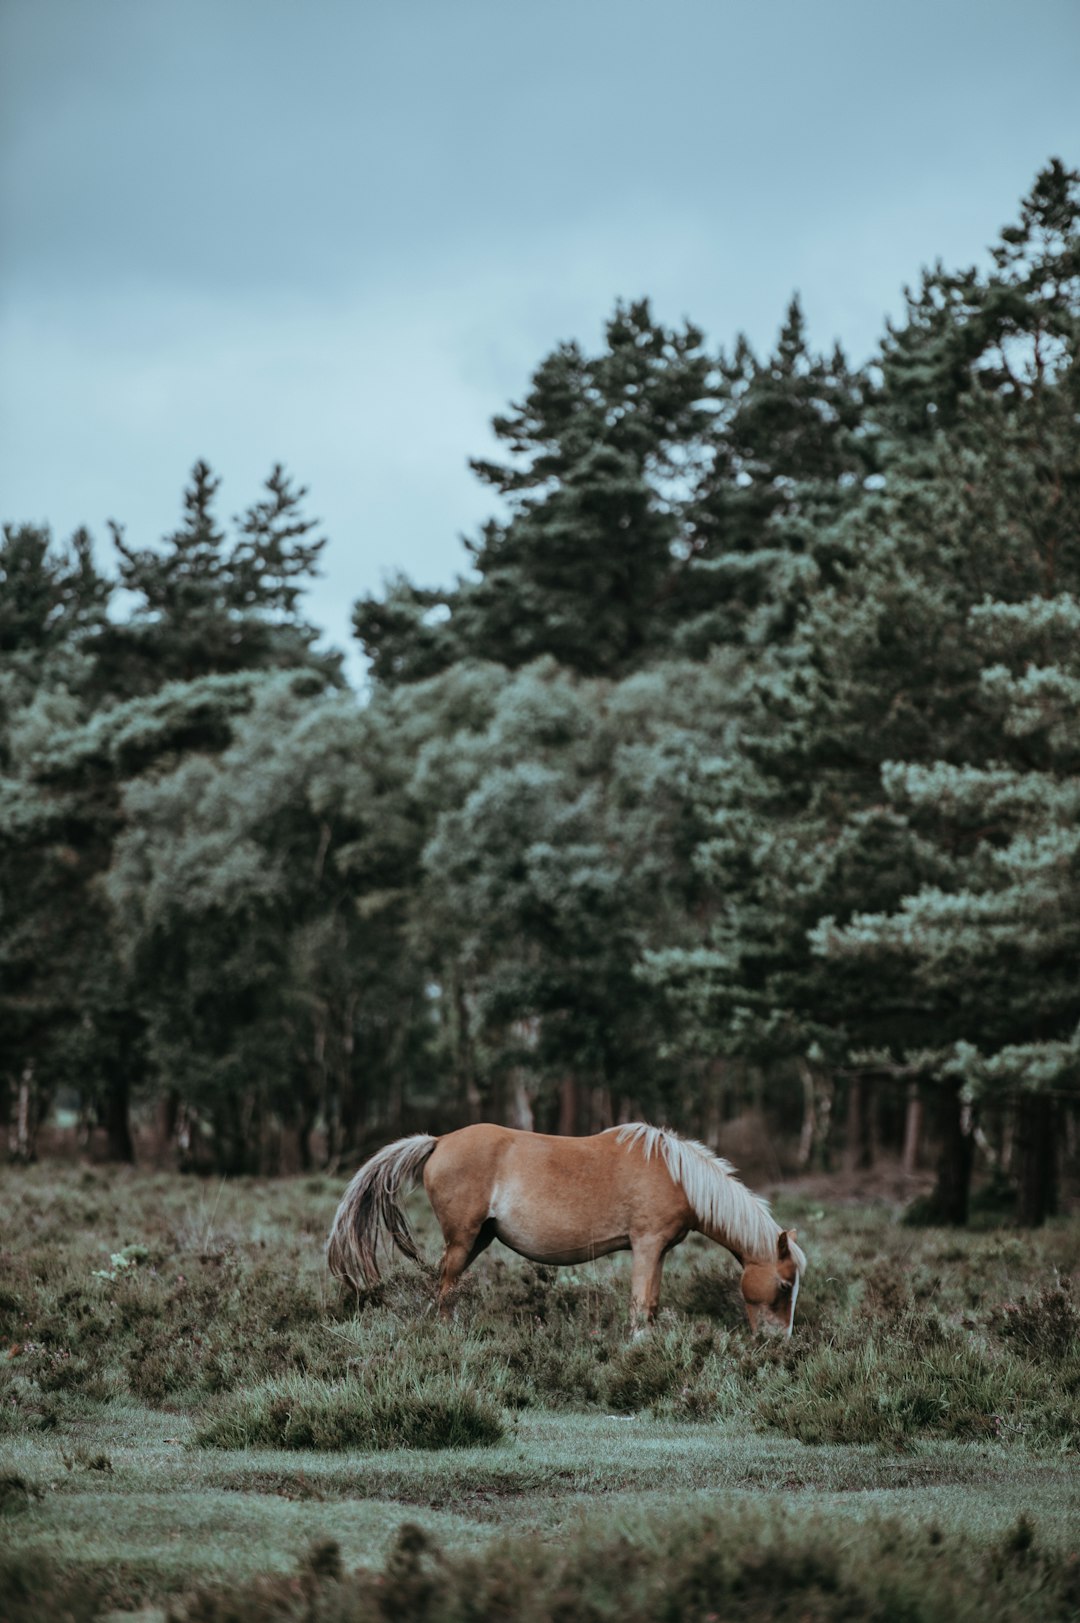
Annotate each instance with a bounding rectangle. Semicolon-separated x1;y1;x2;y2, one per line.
2;0;1078;678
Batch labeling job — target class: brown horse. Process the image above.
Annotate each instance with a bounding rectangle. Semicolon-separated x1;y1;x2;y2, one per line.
327;1123;805;1336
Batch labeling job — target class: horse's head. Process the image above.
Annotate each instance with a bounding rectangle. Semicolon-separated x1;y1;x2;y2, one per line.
741;1229;802;1337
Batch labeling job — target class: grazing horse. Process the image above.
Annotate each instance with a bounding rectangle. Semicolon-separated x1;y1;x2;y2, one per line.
327;1123;805;1336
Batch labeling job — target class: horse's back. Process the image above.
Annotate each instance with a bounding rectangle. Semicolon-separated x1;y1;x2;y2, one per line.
423;1123;692;1247
426;1123;629;1186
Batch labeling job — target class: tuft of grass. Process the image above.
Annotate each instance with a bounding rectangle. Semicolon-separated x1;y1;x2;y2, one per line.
196;1370;505;1451
0;1471;43;1513
751;1317;1080;1448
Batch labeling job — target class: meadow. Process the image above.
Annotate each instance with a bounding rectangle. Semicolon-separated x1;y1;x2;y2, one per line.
1;1162;1078;1621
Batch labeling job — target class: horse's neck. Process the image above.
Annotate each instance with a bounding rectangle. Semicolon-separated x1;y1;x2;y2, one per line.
695;1208;778;1270
616;1122;778;1266
706;1229;747;1268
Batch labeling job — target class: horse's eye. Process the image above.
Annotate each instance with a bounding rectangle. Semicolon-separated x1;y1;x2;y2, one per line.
778;1279;792;1292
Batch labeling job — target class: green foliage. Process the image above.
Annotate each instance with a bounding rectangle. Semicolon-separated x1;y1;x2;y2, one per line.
104;460;335;695
1;1502;1072;1623
0;463;337;1160
0;1555;107;1623
90;1242;150;1282
104;673;433;1167
634;162;1080;1221
3;163;1080;1206
0;523;109;671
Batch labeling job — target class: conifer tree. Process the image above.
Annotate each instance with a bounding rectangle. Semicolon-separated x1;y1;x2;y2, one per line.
1;463;338;1159
814;591;1080;1225
355;300;716;680
672;299;871;655
0;524;110;665
100;461;335;695
643;161;1080;1218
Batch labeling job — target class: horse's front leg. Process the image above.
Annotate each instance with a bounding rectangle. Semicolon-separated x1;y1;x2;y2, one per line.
628;1236;667;1339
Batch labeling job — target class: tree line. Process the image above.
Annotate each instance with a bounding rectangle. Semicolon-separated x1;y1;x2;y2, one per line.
2;162;1078;1224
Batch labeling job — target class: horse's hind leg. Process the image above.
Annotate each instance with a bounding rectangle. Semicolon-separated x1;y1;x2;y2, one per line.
437;1219;495;1318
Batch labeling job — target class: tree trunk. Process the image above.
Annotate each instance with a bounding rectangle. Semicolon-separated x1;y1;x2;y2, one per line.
844;1074;875;1172
75;1097;95;1152
326;991;356;1168
1064;1102;1078;1165
504;1071;535;1131
703;1061;725;1149
931;1081;974;1225
796;1059;817;1171
8;1065;36;1162
297;1107;315;1172
102;1072;135;1163
155;1089;180;1164
794;1064;835;1172
590;1086;613;1133
901;1081;923;1175
1015;1093;1057;1227
557;1075;579;1136
452;974;481;1124
214;1093;252;1176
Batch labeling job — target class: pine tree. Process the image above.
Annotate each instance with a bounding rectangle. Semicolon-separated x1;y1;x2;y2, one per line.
670;298;871;656
100;461;335;694
352;576;461;686
807;161;1080;1220
1;462;338;1159
0;524;110;662
355;300;716;681
643;161;1080;1218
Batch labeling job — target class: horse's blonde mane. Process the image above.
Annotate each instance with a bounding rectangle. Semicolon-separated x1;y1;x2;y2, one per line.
610;1123;806;1272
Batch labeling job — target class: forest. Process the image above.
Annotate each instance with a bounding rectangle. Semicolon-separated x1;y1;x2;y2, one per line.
2;160;1078;1228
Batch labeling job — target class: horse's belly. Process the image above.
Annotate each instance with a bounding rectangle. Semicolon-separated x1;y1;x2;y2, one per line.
492;1221;629;1265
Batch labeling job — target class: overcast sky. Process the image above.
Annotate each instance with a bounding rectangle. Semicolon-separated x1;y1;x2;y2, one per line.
2;0;1078;679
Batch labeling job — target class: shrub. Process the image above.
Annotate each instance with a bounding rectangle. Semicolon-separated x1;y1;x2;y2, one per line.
752;1321;1079;1447
0;1473;43;1514
990;1284;1080;1363
0;1556;105;1623
196;1370;504;1451
3;1163;1078;1455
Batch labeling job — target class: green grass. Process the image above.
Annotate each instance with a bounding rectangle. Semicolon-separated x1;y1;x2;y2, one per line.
1;1164;1078;1617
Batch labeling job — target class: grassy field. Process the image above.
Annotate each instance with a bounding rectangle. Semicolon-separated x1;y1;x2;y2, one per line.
1;1163;1078;1620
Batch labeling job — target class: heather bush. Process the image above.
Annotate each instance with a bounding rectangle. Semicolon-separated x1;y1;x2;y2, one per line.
196;1370;504;1451
990;1283;1080;1363
163;1508;1080;1623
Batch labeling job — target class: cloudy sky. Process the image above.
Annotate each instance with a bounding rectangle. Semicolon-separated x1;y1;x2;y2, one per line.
2;0;1078;678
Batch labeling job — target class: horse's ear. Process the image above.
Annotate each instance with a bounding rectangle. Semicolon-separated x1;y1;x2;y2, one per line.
777;1229;798;1260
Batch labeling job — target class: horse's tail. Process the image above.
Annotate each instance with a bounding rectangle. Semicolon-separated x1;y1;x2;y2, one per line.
326;1133;438;1291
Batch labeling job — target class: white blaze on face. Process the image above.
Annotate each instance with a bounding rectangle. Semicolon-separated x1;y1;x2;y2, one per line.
786;1270;800;1338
